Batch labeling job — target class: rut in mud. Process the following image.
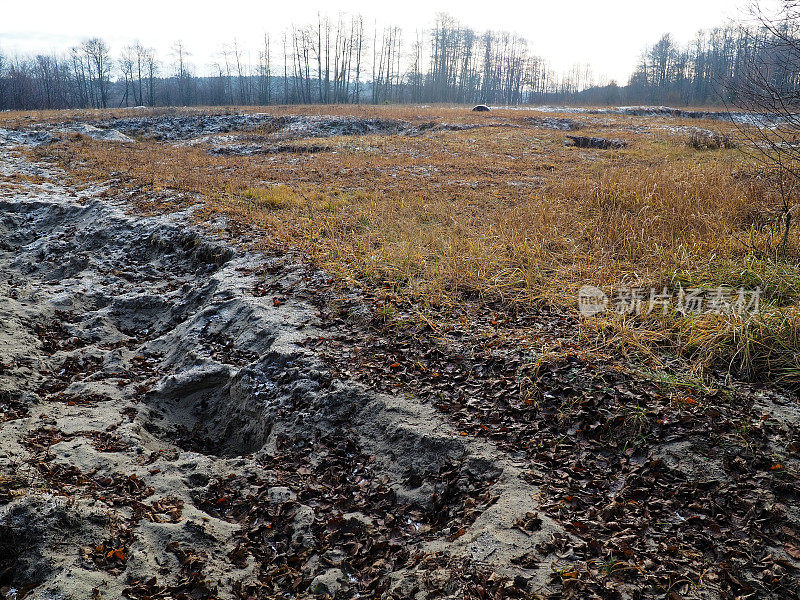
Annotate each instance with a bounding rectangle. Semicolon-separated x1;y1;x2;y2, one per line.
0;143;559;600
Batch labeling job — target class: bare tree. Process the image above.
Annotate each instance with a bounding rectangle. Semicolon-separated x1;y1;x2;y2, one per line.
258;33;271;105
282;32;290;103
733;1;800;259
171;40;192;105
130;43;148;106
0;47;6;109
82;38;112;108
144;48;159;106
353;16;364;103
119;46;135;107
231;38;249;105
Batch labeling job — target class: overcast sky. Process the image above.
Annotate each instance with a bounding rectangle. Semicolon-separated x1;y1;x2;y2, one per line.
0;0;763;83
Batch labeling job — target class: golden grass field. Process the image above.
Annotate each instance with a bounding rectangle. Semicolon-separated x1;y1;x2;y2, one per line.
10;104;800;385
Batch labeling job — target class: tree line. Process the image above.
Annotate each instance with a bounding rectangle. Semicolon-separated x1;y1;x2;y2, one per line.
624;26;793;105
1;12;798;110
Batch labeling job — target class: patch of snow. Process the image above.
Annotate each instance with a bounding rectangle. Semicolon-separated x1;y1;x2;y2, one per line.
62;123;135;143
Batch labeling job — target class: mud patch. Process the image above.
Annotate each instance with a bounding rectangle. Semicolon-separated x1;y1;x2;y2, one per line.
526;116;583;131
0;142;561;599
565;135;628;149
0;128;54;147
96;114;417;142
96;114;513;150
96;113;283;141
210;143;334;156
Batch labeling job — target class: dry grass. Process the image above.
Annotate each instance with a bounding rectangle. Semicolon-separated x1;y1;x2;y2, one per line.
687;130;738;150
25;104;800;384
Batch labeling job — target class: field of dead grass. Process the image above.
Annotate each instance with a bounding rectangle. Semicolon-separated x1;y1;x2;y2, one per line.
20;104;800;384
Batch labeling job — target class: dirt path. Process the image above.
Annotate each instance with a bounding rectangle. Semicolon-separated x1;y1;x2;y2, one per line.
0;141;561;599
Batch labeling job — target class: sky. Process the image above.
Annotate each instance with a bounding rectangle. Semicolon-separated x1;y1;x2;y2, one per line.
0;0;762;84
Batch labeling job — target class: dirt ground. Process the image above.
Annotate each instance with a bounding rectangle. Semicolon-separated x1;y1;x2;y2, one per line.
0;110;799;600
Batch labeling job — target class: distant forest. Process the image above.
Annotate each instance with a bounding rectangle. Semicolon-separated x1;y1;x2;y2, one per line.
0;13;796;110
